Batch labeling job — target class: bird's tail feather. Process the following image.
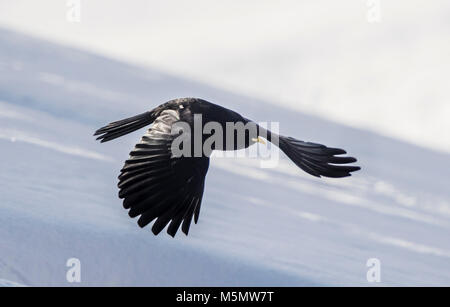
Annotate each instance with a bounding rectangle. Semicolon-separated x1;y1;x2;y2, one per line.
94;111;154;143
278;135;360;178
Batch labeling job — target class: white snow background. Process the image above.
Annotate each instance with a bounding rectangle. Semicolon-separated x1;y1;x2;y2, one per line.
0;28;449;286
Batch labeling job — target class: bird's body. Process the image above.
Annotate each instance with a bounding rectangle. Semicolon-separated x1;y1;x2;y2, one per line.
95;98;360;237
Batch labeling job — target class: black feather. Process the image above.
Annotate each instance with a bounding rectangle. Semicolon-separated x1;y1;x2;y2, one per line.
278;136;360;178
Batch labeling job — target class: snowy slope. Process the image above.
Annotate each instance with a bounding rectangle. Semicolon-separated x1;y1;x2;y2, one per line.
0;278;25;287
0;28;449;286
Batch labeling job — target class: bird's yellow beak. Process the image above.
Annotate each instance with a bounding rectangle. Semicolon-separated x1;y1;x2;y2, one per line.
252;136;266;145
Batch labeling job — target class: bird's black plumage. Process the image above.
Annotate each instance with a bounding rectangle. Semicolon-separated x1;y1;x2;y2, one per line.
94;98;360;236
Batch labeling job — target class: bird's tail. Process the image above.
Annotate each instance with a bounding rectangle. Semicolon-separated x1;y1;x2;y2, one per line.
277;135;360;178
94;111;154;143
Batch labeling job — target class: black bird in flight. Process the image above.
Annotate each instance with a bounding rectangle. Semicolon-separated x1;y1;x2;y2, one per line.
94;98;360;237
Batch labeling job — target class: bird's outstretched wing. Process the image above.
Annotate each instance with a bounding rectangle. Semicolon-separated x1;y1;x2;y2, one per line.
118;109;209;236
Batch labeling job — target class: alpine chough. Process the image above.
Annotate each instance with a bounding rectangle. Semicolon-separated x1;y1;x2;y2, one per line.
94;98;360;237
